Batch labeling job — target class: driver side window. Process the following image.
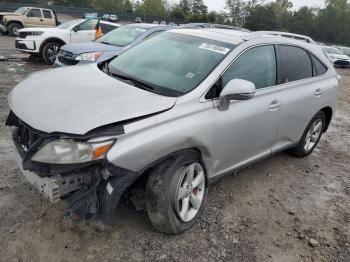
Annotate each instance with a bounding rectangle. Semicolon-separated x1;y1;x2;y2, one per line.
78;19;98;31
222;45;277;90
27;9;42;18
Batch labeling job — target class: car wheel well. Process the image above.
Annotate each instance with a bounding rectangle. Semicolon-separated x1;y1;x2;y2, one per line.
40;38;65;53
321;107;332;132
7;20;24;27
126;148;208;199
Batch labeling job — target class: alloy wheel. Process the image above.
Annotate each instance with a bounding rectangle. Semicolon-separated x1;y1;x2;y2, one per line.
175;163;205;222
304;118;323;152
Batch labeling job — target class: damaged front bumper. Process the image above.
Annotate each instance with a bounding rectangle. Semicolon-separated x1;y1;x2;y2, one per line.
7;112;140;221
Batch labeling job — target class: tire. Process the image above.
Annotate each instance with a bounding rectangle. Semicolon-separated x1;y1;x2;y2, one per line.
42;41;62;65
146;151;208;234
290;111;326;157
8;22;23;37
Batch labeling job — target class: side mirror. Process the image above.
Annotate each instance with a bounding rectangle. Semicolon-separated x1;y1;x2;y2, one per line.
218;79;255;111
73;26;79;32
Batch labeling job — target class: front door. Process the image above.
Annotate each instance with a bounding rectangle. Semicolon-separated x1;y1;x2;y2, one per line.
209;45;282;174
24;8;44;27
70;19;98;43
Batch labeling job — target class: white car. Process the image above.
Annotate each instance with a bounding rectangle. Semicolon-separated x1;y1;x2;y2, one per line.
15;19;119;64
323;46;350;68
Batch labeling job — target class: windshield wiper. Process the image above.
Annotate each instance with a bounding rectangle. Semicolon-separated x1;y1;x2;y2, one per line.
109;71;155;91
100;41;112;45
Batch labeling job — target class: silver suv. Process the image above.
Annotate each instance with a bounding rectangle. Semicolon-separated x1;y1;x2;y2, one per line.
7;28;340;234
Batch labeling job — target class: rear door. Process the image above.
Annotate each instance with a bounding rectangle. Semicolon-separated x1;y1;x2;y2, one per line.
42;9;56;27
70;19;98;43
271;45;331;152
24;8;44;27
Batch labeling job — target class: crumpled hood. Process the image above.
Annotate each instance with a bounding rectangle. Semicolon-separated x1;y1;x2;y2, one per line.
60;42;123;55
8;64;176;135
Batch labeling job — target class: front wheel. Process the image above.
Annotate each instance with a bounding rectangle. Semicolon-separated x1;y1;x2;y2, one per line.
8;22;23;37
42;41;61;64
146;152;207;234
291;111;326;157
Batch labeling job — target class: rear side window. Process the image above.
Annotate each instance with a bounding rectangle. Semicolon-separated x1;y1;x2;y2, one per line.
43;10;52;19
311;55;327;76
278;45;313;83
27;9;42;18
222;45;277;89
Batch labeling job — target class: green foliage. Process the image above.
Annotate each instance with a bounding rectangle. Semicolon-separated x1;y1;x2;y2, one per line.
26;0;350;45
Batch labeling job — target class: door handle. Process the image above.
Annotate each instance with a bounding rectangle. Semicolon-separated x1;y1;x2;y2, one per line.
40;19;43;22
314;88;325;96
268;100;282;110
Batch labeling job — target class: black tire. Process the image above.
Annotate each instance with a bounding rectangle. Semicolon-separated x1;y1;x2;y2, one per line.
146;151;208;234
8;22;23;37
42;41;62;65
290;111;326;157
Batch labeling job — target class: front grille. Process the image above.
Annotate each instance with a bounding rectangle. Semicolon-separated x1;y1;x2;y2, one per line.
6;112;44;153
58;50;78;65
335;60;350;66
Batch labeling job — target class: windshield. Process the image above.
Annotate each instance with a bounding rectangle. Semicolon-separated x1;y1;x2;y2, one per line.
14;7;29;15
97;26;147;47
57;20;81;29
324;47;343;55
108;32;234;96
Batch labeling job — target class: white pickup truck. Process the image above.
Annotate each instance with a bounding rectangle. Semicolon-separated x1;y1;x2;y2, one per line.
15;18;120;64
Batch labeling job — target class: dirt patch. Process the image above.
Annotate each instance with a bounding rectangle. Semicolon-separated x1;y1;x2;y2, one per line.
0;35;349;261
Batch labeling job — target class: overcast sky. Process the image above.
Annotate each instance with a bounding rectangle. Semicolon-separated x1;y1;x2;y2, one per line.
172;0;326;12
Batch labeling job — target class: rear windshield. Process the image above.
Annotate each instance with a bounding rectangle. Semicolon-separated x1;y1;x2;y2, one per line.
109;32;234;96
97;26;147;47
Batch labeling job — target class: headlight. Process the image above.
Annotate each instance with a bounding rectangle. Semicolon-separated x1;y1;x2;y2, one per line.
28;31;44;36
31;139;115;164
76;52;102;62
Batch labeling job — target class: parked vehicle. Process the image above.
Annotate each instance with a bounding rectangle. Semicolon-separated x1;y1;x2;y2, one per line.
102;14;119;22
55;23;171;67
15;19;120;64
135;17;142;23
333;45;350;56
0;7;60;36
323;46;350;68
7;29;339;234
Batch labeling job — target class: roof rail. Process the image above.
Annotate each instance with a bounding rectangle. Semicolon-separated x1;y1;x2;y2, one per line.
246;31;315;43
182;23;250;32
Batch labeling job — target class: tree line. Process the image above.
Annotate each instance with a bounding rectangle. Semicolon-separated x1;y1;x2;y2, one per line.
10;0;350;45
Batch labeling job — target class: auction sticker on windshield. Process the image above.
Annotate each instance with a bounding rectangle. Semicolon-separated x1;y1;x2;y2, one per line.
199;43;231;55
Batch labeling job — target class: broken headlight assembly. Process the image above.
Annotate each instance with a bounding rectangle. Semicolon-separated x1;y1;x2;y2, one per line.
76;52;102;62
31;138;115;164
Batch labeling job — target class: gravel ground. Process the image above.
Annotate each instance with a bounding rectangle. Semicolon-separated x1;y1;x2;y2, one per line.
0;35;349;262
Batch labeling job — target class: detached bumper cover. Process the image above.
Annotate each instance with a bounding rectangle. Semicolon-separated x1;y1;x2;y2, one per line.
0;23;7;33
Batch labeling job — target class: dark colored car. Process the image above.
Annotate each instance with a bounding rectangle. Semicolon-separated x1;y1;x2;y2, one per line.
55;23;172;67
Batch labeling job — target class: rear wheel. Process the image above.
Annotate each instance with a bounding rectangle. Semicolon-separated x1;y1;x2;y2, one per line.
42;41;62;64
8;22;23;37
291;111;326;157
146;152;207;234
